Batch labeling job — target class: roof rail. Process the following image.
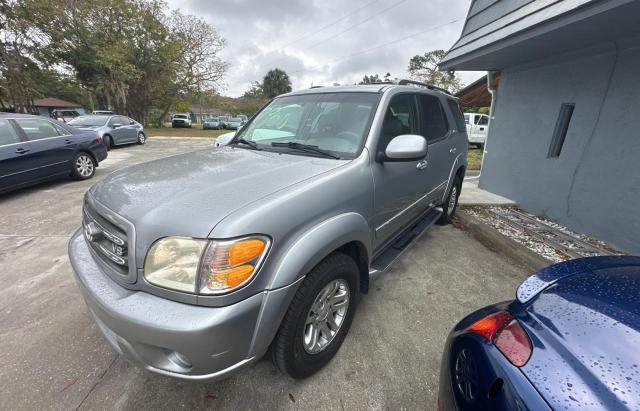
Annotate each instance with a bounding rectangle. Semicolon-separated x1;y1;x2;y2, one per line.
396;79;451;95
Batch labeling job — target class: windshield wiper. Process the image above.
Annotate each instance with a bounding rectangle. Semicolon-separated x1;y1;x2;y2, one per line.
271;142;340;159
232;137;261;150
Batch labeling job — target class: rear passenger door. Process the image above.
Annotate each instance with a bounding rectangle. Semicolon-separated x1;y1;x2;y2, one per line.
417;94;454;204
0;119;39;192
14;118;77;177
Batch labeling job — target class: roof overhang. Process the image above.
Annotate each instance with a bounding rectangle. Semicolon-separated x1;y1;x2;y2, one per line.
440;0;640;71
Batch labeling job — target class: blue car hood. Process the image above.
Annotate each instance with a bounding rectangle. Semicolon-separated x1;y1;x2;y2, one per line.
517;259;640;410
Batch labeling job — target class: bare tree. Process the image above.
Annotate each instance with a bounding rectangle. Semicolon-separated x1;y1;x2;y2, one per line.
157;13;229;126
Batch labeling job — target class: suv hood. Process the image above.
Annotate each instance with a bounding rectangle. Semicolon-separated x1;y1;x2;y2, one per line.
518;263;640;410
89;147;347;239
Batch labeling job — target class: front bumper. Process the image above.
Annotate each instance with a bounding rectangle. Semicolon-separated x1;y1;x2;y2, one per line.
68;229;290;380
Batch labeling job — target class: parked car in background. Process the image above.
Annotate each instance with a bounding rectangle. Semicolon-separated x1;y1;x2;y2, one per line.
217;115;230;128
0;113;107;193
51;109;80;123
438;256;640;411
202;117;222;130
223;117;243;130
69;81;468;382
464;113;489;148
92;110;114;115
171;113;192;128
68;115;146;150
238;114;249;124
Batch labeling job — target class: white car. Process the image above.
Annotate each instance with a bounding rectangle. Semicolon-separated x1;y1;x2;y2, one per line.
464;113;489;148
171;113;192;128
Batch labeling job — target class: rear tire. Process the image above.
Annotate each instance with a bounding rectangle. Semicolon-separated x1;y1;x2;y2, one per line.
70;152;96;180
103;134;112;151
271;252;359;379
437;174;462;225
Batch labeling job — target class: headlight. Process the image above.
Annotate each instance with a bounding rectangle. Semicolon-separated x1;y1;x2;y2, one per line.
198;236;270;295
144;237;208;293
143;235;270;294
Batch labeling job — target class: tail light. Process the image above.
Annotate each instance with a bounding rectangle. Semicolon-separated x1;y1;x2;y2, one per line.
465;311;532;367
96;134;103;143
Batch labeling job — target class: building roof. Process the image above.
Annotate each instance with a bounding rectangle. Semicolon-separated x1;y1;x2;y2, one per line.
440;0;640;71
33;98;81;108
455;74;499;108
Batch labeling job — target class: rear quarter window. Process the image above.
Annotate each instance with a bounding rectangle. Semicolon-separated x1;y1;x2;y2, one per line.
447;100;467;132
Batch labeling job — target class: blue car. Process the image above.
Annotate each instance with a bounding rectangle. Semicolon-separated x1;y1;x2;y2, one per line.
0;113;107;194
439;256;640;411
67;114;146;150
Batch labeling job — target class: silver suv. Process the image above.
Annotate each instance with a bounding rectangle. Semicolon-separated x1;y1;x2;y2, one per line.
69;80;468;380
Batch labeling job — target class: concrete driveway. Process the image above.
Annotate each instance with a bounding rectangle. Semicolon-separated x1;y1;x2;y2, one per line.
0;138;531;410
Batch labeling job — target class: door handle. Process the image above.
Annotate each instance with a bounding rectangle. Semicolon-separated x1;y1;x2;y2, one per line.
15;147;30;154
64;139;74;145
449;148;457;154
416;160;428;170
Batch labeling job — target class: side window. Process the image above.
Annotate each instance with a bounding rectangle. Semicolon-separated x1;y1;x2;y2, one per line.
418;95;449;143
108;117;117;127
379;94;417;150
117;116;128;125
0;119;21;146
478;115;489;126
447;100;467;131
128;117;136;125
14;119;62;141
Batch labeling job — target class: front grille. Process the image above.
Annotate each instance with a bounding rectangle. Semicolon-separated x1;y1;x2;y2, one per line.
83;199;136;282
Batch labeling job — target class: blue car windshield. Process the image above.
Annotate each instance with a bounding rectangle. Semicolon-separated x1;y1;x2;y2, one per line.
234;92;379;158
68;116;109;127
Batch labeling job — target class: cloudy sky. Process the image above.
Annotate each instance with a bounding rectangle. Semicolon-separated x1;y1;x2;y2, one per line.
166;0;484;97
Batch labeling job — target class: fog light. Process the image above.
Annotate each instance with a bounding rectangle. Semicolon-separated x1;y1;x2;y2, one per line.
169;351;192;369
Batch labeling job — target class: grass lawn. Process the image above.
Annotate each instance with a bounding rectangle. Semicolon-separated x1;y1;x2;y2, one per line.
467;146;484;170
145;126;230;138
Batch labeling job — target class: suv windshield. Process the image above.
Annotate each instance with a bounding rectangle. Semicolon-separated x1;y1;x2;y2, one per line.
174;114;188;119
68;116;109;127
235;92;379;158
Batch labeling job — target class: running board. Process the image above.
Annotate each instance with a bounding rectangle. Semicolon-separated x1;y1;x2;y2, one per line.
369;207;443;274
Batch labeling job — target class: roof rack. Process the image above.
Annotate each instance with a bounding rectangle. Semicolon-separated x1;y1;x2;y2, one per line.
396;79;452;95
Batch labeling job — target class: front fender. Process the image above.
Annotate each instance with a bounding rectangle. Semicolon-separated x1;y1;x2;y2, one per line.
268;212;371;290
246;212;371;358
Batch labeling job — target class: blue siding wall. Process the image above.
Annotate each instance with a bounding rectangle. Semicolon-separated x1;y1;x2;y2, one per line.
479;35;640;253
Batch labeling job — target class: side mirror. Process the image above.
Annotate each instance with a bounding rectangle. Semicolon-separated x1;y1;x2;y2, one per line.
214;132;236;147
380;134;428;162
112;123;122;129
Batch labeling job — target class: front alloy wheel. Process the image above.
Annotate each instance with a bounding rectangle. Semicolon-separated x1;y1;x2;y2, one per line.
303;279;350;354
137;132;146;145
271;252;359;379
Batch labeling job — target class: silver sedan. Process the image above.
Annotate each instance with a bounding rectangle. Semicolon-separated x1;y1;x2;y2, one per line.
68;115;146;150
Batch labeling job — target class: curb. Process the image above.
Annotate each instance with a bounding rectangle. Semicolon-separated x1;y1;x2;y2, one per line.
455;209;551;272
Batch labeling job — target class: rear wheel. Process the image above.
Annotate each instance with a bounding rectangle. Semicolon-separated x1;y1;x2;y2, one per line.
71;152;96;180
437;174;462;225
103;134;112;151
271;252;359;379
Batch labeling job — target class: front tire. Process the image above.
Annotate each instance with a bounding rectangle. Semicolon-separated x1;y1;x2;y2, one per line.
71;152;96;180
437;174;462;225
137;132;146;145
271;252;359;379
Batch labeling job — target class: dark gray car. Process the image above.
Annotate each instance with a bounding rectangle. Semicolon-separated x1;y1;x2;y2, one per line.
68;115;146;150
69;80;468;381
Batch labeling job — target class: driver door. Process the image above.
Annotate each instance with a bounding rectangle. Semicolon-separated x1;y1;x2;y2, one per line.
371;93;433;251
